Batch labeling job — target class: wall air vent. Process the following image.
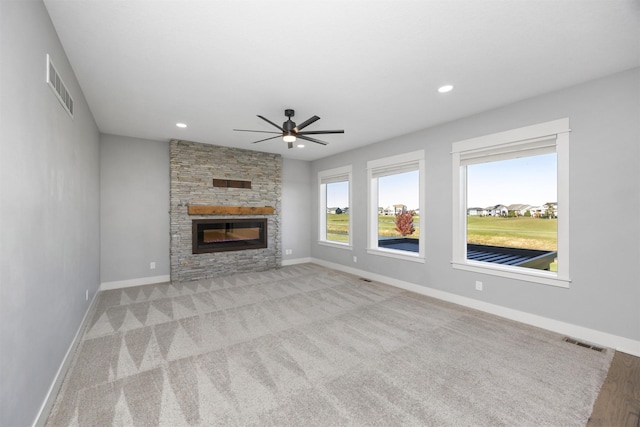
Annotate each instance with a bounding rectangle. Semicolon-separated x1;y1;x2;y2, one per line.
46;54;74;118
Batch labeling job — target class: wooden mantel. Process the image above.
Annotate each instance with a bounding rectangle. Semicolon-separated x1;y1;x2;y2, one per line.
187;205;275;215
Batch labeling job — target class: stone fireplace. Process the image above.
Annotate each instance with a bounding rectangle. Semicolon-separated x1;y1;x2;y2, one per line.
170;139;281;282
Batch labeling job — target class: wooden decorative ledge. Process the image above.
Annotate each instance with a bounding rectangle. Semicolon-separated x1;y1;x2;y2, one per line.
187;205;275;215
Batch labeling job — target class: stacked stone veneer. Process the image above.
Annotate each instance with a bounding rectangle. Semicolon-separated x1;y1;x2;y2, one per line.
170;139;281;281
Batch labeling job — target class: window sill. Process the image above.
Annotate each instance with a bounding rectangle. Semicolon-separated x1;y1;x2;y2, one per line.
318;240;352;250
451;260;570;288
367;247;425;263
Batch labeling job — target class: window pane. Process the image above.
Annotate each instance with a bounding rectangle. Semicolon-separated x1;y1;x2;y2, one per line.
326;181;349;243
377;170;419;252
466;153;557;271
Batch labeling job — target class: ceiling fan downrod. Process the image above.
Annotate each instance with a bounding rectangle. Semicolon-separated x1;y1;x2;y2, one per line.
283;109;296;134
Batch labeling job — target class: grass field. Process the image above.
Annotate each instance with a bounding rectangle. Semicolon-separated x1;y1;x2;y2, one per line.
326;214;557;271
467;216;557;251
327;215;555;247
326;214;421;242
326;213;350;242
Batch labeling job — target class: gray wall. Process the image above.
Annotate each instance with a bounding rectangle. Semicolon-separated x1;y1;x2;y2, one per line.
0;1;100;426
311;68;640;342
282;158;312;261
100;143;309;278
100;134;170;284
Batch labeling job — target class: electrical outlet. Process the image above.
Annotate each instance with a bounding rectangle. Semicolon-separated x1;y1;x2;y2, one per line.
85;289;89;301
285;249;293;255
150;261;156;269
353;256;357;263
475;281;483;291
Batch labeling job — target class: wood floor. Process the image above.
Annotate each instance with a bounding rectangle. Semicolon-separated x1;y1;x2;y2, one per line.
588;351;640;427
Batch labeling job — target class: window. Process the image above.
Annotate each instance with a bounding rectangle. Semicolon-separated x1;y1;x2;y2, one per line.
319;165;352;247
451;119;570;287
368;150;425;262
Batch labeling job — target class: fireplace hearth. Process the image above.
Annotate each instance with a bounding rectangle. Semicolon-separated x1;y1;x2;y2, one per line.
192;218;267;254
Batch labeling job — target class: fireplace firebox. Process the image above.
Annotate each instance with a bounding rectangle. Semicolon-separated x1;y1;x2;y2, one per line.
192;218;267;254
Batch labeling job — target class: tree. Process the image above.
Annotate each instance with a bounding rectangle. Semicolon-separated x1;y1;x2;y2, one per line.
395;210;416;236
544;202;555;219
335;207;342;214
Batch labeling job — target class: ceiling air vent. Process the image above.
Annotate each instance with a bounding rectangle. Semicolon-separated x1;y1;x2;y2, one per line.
46;54;74;118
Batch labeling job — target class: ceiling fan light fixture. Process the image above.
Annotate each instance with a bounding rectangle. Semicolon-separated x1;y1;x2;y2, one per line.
283;134;296;143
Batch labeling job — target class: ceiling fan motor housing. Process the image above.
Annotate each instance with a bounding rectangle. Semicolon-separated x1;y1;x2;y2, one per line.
283;120;296;132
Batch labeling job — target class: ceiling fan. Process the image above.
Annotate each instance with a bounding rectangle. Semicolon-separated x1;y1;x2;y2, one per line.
234;109;344;149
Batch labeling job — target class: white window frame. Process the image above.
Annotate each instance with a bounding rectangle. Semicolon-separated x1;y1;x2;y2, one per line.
367;150;425;263
451;118;571;287
318;165;353;249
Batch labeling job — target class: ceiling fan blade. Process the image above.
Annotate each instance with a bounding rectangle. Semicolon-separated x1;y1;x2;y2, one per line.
234;129;281;134
294;115;320;132
257;115;285;132
297;135;328;146
297;130;344;135
251;135;282;144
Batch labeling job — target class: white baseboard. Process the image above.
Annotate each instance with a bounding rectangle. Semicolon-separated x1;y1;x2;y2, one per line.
311;258;640;357
32;290;100;427
281;257;313;266
100;274;170;291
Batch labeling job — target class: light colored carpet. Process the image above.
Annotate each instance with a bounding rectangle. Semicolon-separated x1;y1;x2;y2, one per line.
46;264;612;426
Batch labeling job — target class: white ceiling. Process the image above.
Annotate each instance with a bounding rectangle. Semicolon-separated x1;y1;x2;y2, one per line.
43;0;639;161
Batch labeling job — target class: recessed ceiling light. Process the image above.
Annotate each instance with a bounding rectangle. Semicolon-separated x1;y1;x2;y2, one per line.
438;85;454;93
297;144;305;148
176;123;187;128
